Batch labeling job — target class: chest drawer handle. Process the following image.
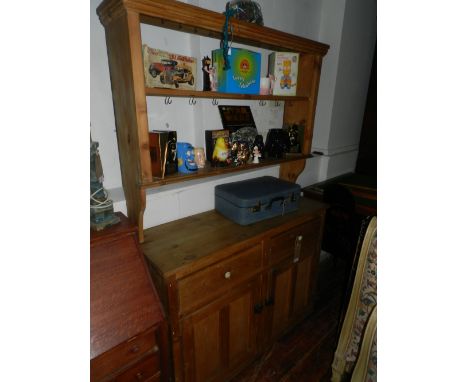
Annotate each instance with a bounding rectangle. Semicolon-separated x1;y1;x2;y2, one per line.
224;271;231;279
129;345;140;354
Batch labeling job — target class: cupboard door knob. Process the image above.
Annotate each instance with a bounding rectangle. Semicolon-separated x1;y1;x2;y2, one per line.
254;303;264;314
265;297;275;306
294;235;303;263
224;271;231;279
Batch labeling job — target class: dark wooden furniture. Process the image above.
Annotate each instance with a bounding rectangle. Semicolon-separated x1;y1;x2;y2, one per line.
142;198;327;382
96;0;329;242
302;173;377;217
91;213;170;382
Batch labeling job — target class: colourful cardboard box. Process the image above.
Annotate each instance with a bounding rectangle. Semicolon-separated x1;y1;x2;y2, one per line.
268;52;300;96
212;48;261;94
142;44;197;90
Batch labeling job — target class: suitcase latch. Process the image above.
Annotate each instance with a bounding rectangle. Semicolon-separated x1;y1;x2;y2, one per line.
250;201;261;213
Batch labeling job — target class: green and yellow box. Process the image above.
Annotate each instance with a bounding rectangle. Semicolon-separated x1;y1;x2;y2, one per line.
212;48;261;94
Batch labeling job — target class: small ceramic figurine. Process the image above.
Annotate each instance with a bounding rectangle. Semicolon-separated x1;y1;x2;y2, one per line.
176;142;198;173
202;56;213;91
287;124;301;153
194;147;206;168
252;145;261;164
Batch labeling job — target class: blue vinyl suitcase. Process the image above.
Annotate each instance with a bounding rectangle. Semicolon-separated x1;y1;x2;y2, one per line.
215;176;301;225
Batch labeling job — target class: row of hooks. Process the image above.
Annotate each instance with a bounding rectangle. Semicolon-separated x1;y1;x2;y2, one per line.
164;97;281;107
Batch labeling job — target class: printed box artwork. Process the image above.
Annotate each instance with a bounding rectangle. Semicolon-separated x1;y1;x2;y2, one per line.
142;44;197;90
268;52;300;96
212;48;261;94
149;130;178;178
205;129;231;167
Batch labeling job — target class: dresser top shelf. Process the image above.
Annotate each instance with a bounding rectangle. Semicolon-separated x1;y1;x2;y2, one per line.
98;0;329;55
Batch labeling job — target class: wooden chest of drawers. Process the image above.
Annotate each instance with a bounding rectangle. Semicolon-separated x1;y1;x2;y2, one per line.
142;198;327;382
91;213;169;381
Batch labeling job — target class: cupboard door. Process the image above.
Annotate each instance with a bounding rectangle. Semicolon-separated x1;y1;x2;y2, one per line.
267;256;317;342
265;219;322;342
268;260;294;340
181;276;262;382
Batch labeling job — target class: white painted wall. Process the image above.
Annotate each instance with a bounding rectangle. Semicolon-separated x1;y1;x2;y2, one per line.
90;0;375;228
307;0;376;181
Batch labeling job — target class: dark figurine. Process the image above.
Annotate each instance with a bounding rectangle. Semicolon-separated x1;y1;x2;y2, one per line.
288;124;301;153
265;129;290;158
202;56;213;91
231;140;250;166
253;134;265;160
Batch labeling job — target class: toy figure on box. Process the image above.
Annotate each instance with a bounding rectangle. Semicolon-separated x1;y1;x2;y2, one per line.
212;136;230;165
177;142;198;173
202;56;213;91
280;59;292;89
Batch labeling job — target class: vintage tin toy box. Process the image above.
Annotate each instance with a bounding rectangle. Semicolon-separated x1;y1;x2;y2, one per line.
268;52;300;96
212;48;261;94
142;44;197;90
215;176;301;225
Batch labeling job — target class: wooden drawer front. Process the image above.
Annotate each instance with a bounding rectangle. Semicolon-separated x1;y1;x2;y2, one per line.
91;329;158;381
115;352;160;382
267;219;321;266
178;244;262;315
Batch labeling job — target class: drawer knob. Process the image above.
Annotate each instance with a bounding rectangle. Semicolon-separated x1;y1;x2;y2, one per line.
130;345;140;354
297;235;303;241
224;271;231;279
136;372;144;380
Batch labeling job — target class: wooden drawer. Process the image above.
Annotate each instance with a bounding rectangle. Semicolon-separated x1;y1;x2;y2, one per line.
267;219;321;266
178;244;262;315
91;328;158;381
114;352;160;382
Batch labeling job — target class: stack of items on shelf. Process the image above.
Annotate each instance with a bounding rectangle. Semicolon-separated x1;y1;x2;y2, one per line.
141;46;300;96
148;105;306;180
140;2;302;181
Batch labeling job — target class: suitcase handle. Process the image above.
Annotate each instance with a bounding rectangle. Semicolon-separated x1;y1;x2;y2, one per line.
266;196;286;209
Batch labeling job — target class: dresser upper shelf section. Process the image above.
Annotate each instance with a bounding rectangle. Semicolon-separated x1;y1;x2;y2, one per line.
145;87;309;101
97;0;329;56
142;154;313;188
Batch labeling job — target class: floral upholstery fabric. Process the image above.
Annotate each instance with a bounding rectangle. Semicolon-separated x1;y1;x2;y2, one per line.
365;329;377;382
344;228;377;373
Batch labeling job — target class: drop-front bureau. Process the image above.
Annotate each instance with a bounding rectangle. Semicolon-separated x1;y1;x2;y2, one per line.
142;198;327;382
91;213;170;382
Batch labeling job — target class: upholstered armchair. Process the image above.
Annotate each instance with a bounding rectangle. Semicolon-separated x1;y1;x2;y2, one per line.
331;216;377;382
